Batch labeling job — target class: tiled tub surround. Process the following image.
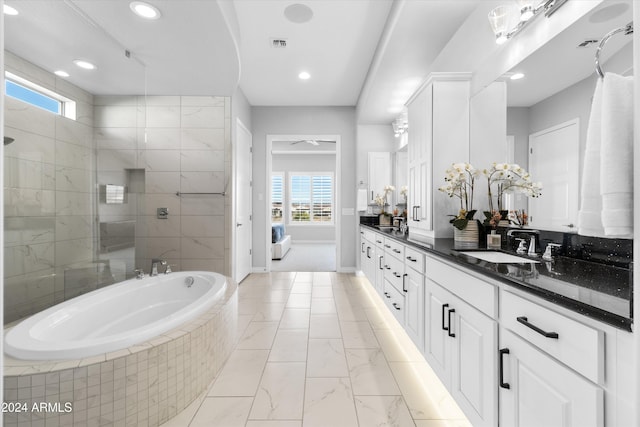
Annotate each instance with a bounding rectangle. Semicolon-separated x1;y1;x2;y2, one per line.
362;224;633;330
3;278;238;427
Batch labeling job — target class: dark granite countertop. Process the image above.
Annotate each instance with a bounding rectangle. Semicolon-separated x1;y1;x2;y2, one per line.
361;224;633;331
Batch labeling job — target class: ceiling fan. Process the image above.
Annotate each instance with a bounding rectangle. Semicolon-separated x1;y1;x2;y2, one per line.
290;139;336;146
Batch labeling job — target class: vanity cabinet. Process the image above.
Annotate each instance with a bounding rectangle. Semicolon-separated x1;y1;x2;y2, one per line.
499;328;604;427
359;229;376;287
424;256;498;427
406;74;470;239
404;247;425;352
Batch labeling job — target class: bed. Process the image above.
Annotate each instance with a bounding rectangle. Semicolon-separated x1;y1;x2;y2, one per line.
271;223;291;260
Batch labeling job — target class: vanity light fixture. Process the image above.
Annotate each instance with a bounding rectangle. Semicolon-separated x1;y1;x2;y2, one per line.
130;1;161;20
73;60;97;70
298;71;311;80
488;0;568;45
3;4;19;15
54;70;70;78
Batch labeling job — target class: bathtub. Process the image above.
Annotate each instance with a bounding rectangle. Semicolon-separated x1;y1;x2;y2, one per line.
5;271;227;361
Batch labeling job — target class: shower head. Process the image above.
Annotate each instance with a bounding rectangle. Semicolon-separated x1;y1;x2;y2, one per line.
4;136;15;145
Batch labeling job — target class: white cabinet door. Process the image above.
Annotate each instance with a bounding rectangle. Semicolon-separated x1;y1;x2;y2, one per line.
425;278;497;427
375;248;385;296
404;266;425;352
424;278;452;383
499;329;604;427
450;295;497;427
368;152;392;204
361;238;376;286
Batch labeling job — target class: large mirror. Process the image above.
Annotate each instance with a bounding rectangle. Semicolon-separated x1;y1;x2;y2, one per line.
502;0;633;232
3;1;235;323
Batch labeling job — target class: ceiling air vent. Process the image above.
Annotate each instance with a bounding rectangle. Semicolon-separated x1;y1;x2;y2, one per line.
270;38;288;48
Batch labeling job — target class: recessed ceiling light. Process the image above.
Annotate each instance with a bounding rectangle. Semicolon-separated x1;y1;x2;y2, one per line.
3;4;19;15
298;71;311;80
284;4;313;24
73;60;97;70
130;1;161;20
510;72;525;80
54;70;70;78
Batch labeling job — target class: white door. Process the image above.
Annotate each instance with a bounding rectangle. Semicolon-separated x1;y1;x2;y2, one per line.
528;119;579;231
500;329;604;427
404;267;425;352
234;119;252;282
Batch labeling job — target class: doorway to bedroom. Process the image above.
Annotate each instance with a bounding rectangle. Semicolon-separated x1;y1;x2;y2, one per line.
267;135;339;272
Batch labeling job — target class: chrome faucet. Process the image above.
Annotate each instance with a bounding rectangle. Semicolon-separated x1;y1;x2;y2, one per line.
507;229;539;256
150;258;167;276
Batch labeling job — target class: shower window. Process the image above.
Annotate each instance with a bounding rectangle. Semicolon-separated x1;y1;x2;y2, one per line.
4;71;76;119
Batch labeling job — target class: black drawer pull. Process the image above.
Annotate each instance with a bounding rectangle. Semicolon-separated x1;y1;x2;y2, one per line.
402;273;408;293
384;292;391;299
406;256;417;262
393;249;401;254
447;309;456;338
499;348;510;389
366;246;371;259
392;303;401;311
376;240;382;244
378;256;384;270
393;272;401;278
441;303;449;331
361;243;365;253
384;244;391;248
385;265;390;270
517;316;559;339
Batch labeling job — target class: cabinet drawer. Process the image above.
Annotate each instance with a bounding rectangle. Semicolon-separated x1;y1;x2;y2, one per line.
384;238;405;260
374;234;385;249
501;291;604;384
361;227;376;242
384;254;405;294
426;256;496;318
383;280;405;324
404;246;425;273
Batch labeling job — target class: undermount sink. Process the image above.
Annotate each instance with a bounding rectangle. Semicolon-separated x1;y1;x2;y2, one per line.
460;251;540;264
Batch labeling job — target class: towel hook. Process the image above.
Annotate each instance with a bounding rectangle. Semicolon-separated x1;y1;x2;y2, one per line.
595;21;633;78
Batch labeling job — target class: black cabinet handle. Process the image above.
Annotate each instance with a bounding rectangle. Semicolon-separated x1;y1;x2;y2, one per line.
393;249;401;254
517;316;559;339
406;256;417;262
392;303;401;310
499;348;510;389
385;265;391;270
447;309;456;338
376;240;382;244
402;273;408;292
393;272;401;278
378;256;384;270
384;292;391;299
361;242;365;253
366;246;371;259
441;303;449;331
384;244;391;248
414;206;421;221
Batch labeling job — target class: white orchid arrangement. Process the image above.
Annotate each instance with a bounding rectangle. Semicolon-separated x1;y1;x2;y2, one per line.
483;163;542;213
438;163;480;229
400;185;408;201
375;185;396;214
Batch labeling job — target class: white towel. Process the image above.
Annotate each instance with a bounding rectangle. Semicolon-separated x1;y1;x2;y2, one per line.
600;72;634;238
578;78;605;237
357;188;368;211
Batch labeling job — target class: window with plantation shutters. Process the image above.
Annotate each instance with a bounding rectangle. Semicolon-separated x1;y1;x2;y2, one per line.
271;173;284;222
289;172;333;224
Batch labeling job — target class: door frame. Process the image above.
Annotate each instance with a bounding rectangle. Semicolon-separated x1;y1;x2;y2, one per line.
265;134;341;272
232;118;252;282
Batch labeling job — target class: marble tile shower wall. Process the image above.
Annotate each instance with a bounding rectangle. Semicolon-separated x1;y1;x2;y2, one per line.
94;95;231;277
3;52;96;323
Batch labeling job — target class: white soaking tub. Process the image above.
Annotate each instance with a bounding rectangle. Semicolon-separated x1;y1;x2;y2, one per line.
5;271;227;360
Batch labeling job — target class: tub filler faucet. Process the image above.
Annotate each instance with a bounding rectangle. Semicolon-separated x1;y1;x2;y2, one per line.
150;258;167;276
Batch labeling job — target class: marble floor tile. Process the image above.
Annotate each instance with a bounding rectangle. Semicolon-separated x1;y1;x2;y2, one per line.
389;361;467;421
364;307;399;330
354;395;415;427
279;309;310;329
268;329;308;362
262;288;292;303
189;397;253;427
290;282;312;294
375;328;426;362
308;314;341;339
346;348;400;396
311;286;333;299
158;388;207;427
237;314;254;339
306;339;349;377
310;298;336;314
340;321;379;349
414;420;473;427
286;293;312;309
236;322;279;349
293;272;314;282
246;421;302;427
252;303;286;322
208;349;269;396
249;362;306;420
303;377;358;427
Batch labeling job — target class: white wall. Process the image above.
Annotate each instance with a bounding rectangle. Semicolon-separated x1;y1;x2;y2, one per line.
251;106;356;271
